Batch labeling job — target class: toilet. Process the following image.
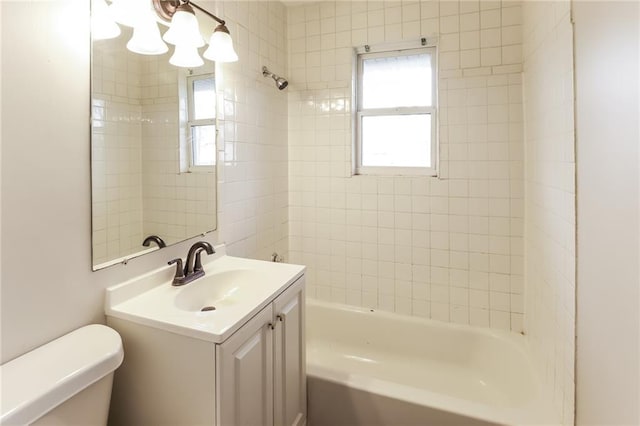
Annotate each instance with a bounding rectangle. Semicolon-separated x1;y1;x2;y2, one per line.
1;324;123;425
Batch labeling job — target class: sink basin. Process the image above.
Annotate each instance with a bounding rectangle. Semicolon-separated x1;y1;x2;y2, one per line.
105;246;306;343
174;269;263;312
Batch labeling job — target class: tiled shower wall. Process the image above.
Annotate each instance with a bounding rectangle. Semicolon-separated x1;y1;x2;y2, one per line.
213;0;290;260
522;1;575;423
287;0;526;332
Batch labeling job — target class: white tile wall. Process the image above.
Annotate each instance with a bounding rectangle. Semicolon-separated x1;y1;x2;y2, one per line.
522;1;575;424
92;32;144;265
287;0;525;332
211;0;290;261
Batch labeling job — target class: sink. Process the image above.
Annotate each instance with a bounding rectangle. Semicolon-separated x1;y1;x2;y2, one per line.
105;245;306;343
174;269;263;312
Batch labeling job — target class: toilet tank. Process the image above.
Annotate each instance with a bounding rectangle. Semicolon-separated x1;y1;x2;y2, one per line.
1;324;124;425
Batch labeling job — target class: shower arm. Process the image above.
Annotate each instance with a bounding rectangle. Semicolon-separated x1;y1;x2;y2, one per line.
262;67;274;78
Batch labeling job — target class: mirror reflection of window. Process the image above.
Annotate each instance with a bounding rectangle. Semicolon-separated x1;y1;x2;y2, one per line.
187;74;216;169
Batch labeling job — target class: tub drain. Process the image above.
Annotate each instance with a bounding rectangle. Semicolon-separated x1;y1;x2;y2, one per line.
201;306;216;312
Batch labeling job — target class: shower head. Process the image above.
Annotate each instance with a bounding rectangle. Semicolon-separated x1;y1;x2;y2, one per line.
262;66;289;90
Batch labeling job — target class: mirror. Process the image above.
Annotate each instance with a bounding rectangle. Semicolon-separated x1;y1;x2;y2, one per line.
91;25;217;270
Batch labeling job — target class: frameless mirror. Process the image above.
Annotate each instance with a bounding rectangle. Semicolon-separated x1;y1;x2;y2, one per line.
91;24;217;270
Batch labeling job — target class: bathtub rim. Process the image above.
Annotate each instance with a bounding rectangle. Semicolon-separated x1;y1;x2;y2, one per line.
307;298;528;345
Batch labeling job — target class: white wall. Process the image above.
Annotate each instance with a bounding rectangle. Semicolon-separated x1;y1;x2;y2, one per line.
288;0;526;332
0;0;288;364
522;1;575;423
574;2;640;424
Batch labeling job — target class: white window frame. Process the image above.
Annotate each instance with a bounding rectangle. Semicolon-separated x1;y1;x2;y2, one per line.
186;72;216;172
355;42;438;176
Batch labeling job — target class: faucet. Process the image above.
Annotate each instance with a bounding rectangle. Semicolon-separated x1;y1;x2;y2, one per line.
142;235;166;248
168;241;215;286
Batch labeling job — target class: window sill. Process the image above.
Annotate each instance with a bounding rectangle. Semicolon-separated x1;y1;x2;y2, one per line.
355;166;438;177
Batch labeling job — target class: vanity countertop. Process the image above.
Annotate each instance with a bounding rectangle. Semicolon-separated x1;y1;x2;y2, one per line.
105;246;305;343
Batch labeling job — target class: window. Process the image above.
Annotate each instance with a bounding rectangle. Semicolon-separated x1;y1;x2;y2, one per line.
356;45;437;176
187;73;216;170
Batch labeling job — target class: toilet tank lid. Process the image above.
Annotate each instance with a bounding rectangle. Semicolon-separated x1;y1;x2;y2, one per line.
1;324;124;425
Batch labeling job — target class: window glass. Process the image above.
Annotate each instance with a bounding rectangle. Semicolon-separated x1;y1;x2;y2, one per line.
192;77;216;120
361;114;431;167
187;74;216;169
361;53;432;108
191;125;216;166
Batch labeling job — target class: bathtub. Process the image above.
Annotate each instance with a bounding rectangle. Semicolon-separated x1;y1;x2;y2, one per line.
306;300;558;426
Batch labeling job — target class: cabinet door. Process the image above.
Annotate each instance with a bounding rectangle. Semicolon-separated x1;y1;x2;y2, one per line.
217;304;274;426
273;277;306;426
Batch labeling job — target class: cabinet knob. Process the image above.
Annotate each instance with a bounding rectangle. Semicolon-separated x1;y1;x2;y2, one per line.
276;314;284;322
267;323;275;330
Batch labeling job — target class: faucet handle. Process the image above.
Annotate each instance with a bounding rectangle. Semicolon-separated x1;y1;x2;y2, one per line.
168;258;185;279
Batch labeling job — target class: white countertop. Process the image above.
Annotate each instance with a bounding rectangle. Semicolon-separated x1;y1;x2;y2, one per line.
105;246;305;343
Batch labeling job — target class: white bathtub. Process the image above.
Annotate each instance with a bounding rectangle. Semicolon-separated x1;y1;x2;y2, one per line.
306;300;558;426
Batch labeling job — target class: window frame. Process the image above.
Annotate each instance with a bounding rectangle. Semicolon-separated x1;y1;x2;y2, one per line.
186;72;216;172
355;44;438;176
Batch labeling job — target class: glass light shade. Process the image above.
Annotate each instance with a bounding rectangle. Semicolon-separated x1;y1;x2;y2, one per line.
203;28;238;63
92;0;121;40
127;13;169;55
162;6;205;47
109;0;147;28
169;44;204;68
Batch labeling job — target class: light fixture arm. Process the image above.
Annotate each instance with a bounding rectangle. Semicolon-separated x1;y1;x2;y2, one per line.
152;0;225;25
187;1;225;26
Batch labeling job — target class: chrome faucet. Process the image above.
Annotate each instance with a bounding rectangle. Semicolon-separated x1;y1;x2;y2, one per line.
168;241;215;286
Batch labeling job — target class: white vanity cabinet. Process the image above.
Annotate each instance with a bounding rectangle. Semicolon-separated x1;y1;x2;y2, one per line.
273;279;306;426
217;277;306;426
107;271;306;426
217;302;274;426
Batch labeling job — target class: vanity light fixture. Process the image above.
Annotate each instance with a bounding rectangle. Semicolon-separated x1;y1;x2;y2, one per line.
92;0;238;66
153;0;238;65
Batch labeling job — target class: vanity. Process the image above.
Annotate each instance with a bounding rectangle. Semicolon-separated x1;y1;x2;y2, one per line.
105;245;306;426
